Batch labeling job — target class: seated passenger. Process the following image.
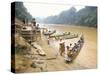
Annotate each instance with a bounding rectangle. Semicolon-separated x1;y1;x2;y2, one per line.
69;43;73;50
72;43;78;52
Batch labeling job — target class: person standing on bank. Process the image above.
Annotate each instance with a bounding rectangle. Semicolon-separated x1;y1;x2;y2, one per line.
59;39;65;56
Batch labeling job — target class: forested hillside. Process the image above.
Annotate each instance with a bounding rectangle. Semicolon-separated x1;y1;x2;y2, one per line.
42;6;97;27
14;2;97;27
15;2;33;22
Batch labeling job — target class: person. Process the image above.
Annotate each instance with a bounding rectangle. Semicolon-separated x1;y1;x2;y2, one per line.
76;41;81;50
78;35;84;48
36;24;39;29
23;19;25;24
66;46;69;51
66;46;70;55
59;39;65;56
47;37;50;45
66;45;73;57
65;46;72;62
69;43;73;50
72;43;78;52
66;43;72;55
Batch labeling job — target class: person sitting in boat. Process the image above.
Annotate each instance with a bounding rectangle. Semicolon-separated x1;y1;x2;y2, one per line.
67;43;74;56
73;36;84;52
65;45;73;61
66;43;73;54
69;43;73;50
77;35;84;48
66;46;71;56
72;43;79;53
66;46;69;51
76;41;81;50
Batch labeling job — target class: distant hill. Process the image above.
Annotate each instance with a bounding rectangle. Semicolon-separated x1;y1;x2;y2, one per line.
39;6;97;27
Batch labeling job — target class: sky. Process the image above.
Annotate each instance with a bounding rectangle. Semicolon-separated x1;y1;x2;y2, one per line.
23;2;85;18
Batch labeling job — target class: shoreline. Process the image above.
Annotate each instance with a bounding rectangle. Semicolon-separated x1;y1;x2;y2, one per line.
38;23;97;29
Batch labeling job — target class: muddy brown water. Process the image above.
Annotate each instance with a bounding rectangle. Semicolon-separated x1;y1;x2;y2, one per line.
15;24;97;72
42;24;97;69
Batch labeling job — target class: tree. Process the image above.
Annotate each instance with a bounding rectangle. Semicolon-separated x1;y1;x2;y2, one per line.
15;2;33;23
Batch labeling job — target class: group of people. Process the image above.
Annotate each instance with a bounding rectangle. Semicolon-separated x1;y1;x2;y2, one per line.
72;35;84;52
59;35;84;62
67;35;84;57
46;33;84;62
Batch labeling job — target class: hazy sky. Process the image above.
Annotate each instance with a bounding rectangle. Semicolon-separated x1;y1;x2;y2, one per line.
24;2;85;18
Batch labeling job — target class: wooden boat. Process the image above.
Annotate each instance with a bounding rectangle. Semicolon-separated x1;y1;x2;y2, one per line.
43;30;56;35
49;32;78;40
65;36;84;63
64;33;78;39
50;32;69;37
